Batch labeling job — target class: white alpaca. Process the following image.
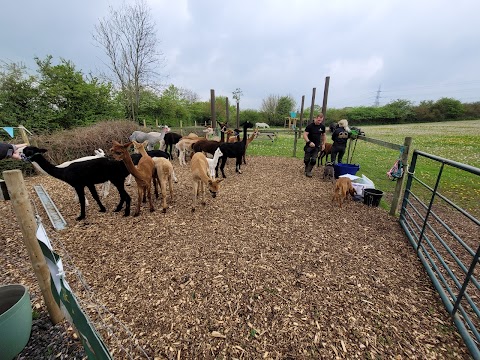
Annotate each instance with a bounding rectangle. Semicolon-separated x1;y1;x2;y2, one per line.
206;148;223;179
255;122;270;129
129;125;170;151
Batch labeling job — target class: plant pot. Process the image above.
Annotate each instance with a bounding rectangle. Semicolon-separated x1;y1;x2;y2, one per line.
0;284;32;360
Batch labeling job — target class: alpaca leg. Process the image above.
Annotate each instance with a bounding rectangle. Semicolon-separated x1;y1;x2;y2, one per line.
200;181;206;206
160;178;167;213
75;187;87;221
134;187;142;216
219;157;227;178
87;184;106;213
236;156;242;174
112;180;130;217
101;181;110;198
172;169;178;183
147;184;155;212
168;175;174;202
192;181;199;212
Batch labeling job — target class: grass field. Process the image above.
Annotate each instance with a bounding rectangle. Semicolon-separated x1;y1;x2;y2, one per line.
247;120;480;216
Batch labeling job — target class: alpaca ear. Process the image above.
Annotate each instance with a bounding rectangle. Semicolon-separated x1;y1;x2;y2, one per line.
142;140;148;147
217;178;224;183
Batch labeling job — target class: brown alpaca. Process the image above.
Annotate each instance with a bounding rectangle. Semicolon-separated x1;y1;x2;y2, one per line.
191;152;223;212
318;142;333;166
332;177;356;208
243;128;259;164
152;157;174;213
110;140;156;216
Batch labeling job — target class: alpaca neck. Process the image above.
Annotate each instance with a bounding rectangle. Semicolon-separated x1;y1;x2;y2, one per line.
242;124;248;143
246;132;256;145
121;152;144;179
31;155;67;181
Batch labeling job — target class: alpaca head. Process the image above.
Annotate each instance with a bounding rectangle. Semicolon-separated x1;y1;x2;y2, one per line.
241;121;254;130
22;146;47;159
110;141;132;160
207;178;223;198
132;140;148;152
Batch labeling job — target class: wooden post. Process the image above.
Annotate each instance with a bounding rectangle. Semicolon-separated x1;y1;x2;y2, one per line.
236;102;240;129
156;119;159;128
309;88;316;124
18;126;30;145
390;137;413;216
210;89;216;129
298;95;305;139
322;76;330;123
226;97;230;125
3;170;64;324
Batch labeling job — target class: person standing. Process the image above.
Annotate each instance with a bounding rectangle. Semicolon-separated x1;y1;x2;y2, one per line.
303;114;326;177
331;119;350;164
0;142;27;160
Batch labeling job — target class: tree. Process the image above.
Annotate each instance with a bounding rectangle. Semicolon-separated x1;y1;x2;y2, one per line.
261;94;279;123
0;62;38;127
93;0;165;123
35;56;116;130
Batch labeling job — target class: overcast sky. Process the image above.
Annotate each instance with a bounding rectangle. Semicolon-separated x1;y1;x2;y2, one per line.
1;0;479;111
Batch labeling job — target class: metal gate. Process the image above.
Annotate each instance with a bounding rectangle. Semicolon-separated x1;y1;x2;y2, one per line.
400;149;480;358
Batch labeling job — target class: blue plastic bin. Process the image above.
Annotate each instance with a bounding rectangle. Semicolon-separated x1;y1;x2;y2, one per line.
333;163;360;179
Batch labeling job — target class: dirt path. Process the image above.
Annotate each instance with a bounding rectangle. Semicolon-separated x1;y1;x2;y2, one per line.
1;156;470;359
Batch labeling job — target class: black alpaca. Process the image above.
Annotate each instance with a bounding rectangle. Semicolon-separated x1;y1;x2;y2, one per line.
23;146;131;221
216;121;254;178
163;132;182;160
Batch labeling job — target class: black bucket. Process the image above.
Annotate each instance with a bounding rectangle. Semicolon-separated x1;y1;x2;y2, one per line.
363;189;383;207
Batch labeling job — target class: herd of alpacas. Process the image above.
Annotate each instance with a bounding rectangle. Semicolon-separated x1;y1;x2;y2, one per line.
21;120;357;219
21;121;260;220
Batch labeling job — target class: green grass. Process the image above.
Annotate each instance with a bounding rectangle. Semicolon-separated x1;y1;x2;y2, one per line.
247;120;480;216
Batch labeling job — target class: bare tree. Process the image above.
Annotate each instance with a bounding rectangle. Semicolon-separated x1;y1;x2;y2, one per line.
93;0;165;122
261;94;280;122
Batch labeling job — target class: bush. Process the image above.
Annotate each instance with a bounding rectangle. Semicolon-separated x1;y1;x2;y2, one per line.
27;119;139;165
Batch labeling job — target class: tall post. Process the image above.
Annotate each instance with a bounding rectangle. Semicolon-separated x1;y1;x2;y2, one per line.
3;170;64;324
322;76;330;123
226;97;230;125
390;137;413;216
210;89;216;129
236;102;240;129
309;88;316;124
298;95;305;139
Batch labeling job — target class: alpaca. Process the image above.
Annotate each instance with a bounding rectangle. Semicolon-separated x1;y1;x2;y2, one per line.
162;132;182;160
190;152;223;212
227;129;240;143
129;125;170;150
317;143;333;166
152;157;174;213
56;149;111;203
255;122;270;129
23;146;131;220
191;139;221;157
216;121;254;178
110;140;156;216
126;149;178;185
206;147;223;179
176;137;201;166
243;128;259;164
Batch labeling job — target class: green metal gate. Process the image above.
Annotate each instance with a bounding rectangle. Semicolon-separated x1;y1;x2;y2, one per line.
400;149;480;359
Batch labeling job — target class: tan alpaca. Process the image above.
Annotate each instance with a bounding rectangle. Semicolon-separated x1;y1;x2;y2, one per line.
152;157;174;213
110;140;155;216
190;152;223;212
176;137;201;166
243;128;259;164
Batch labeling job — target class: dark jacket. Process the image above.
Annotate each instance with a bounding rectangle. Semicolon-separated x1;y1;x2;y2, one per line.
0;143;15;160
